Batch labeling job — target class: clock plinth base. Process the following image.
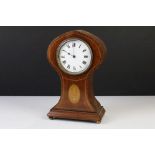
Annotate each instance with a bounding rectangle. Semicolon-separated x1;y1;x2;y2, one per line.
47;106;105;123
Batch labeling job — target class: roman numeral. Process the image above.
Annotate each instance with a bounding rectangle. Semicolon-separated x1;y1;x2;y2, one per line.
62;60;66;64
67;65;70;69
84;55;88;58
67;45;70;48
72;43;76;47
79;44;81;48
83;49;86;52
61;56;65;58
82;61;87;65
73;66;76;70
79;65;82;68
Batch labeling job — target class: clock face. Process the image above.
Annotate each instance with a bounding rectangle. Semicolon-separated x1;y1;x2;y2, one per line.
57;38;93;75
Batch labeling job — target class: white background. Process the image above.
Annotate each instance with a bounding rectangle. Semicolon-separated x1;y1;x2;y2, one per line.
0;0;155;155
0;96;155;129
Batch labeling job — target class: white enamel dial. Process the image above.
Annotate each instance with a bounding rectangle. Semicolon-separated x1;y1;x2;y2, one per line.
57;38;93;75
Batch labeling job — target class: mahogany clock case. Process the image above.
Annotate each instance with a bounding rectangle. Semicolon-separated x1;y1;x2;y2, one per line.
0;26;155;96
47;30;107;122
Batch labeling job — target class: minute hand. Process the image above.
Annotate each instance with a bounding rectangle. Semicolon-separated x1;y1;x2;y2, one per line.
62;50;74;56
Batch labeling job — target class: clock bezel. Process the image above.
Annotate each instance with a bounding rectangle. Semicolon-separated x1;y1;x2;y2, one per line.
56;38;93;75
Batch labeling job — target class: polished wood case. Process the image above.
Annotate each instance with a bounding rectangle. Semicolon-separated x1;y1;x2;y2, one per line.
47;30;107;123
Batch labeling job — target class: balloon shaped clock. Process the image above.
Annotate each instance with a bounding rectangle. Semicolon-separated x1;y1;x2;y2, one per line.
47;30;107;123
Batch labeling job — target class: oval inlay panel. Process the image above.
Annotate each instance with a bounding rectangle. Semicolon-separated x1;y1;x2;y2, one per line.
68;84;80;104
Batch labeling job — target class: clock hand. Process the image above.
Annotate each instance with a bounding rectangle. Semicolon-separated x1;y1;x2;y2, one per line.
72;42;76;58
62;50;74;56
73;43;75;56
